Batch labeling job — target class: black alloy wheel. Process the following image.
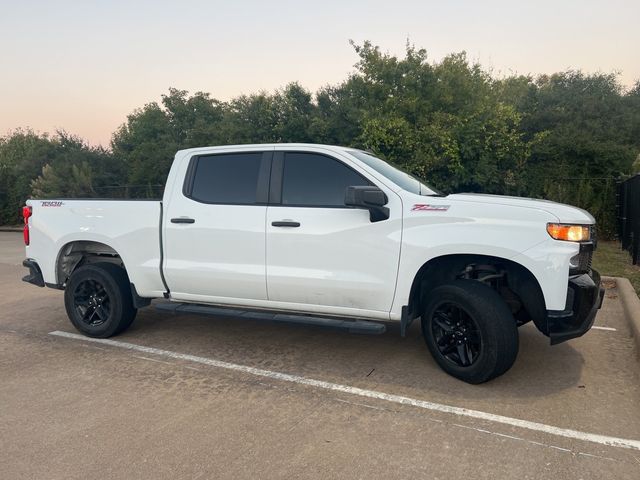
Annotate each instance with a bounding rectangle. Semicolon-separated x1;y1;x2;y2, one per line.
431;302;481;367
73;278;112;327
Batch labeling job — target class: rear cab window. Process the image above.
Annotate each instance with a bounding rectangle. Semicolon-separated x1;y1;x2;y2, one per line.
185;152;269;204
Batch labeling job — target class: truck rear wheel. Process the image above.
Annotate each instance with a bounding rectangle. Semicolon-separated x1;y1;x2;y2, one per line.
421;280;519;384
64;263;137;338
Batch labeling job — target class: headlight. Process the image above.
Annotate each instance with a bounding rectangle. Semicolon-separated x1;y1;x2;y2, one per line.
546;223;591;242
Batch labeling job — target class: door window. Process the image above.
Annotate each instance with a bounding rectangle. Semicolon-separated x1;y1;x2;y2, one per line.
281;153;370;207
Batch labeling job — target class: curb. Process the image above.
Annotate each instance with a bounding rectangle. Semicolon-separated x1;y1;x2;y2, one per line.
604;276;640;355
0;227;22;232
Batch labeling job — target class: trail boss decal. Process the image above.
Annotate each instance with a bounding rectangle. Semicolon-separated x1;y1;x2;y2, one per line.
412;204;450;212
41;201;64;207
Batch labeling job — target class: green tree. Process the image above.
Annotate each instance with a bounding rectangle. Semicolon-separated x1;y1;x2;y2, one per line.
0;130;122;223
29;132;123;199
0;129;55;224
515;72;638;235
351;42;531;195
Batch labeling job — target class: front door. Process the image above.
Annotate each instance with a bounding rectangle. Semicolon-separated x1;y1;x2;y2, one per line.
265;150;402;319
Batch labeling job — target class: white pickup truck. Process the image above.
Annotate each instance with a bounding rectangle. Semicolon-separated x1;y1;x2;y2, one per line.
22;143;604;383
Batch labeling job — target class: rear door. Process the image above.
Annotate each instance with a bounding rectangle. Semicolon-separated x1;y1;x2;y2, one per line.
265;149;402;318
163;149;272;304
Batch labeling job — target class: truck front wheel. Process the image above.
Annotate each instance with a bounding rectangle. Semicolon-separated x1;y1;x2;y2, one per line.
64;263;137;338
422;280;519;384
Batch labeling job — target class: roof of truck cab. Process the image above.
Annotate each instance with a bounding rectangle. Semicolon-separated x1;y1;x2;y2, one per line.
176;143;357;156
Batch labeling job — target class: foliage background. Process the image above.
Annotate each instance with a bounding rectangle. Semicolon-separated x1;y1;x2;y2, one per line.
1;42;639;237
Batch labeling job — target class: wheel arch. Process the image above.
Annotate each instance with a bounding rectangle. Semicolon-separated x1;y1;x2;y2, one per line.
54;240;150;308
405;254;548;334
55;240;124;286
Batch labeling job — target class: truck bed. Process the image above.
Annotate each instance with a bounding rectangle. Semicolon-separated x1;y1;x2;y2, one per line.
25;199;166;297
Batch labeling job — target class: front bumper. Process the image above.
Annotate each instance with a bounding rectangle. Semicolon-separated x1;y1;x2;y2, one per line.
547;269;604;345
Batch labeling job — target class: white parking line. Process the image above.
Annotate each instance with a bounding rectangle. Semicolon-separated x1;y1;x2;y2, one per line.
49;330;640;451
592;326;617;331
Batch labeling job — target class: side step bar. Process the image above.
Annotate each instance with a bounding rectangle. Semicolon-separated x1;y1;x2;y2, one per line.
155;302;386;335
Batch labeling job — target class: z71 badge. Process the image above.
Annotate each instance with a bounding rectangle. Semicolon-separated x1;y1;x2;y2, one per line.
411;204;450;212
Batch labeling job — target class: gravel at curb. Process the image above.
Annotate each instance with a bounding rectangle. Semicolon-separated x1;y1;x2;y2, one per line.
605;275;640;356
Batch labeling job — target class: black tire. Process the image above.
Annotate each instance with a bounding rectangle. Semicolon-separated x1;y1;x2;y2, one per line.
64;263;137;338
421;280;519;384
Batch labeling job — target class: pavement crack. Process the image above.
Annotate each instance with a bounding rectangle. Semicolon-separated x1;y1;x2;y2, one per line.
335;398;387;411
132;355;174;365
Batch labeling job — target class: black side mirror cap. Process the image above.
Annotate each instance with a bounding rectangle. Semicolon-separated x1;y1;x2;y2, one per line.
345;186;390;222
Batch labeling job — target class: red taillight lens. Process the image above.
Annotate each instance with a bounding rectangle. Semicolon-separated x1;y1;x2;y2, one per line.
23;205;32;246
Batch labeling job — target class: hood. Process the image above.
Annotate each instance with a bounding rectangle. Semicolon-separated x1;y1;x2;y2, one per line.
447;193;596;224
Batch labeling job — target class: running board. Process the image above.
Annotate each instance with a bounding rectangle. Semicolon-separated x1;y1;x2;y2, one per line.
155;302;386;335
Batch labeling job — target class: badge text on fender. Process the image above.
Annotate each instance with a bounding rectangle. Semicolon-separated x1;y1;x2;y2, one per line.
411;204;450;212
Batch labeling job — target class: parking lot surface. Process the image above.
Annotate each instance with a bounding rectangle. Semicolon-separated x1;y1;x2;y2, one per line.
1;232;639;479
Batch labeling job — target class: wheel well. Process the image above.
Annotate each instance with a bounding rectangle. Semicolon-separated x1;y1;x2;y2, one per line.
56;241;125;287
407;254;547;330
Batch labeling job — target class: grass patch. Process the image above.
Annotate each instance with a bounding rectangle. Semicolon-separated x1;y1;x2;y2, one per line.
592;241;640;294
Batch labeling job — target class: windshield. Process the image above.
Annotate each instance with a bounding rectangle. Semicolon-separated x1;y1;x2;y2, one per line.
348;150;442;196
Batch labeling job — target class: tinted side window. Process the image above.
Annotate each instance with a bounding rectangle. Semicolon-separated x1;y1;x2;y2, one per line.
189;153;262;204
281;153;370;207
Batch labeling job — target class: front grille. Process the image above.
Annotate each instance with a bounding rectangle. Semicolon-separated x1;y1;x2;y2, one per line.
570;243;594;275
586;250;593;271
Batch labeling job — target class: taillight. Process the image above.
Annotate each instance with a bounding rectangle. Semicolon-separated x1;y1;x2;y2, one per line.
23;205;32;246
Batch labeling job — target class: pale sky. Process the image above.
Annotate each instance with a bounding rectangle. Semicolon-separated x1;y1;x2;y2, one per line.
1;0;638;146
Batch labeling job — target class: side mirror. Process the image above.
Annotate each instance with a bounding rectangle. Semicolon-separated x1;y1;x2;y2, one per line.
345;186;390;222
